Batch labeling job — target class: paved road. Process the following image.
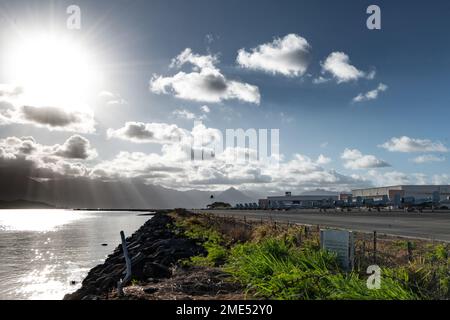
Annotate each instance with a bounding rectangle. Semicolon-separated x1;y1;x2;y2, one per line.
193;209;450;242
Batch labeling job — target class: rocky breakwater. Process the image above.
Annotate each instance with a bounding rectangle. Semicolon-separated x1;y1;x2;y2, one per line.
64;212;205;300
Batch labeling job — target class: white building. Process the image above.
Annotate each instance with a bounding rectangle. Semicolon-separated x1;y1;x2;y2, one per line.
352;185;450;201
259;192;338;209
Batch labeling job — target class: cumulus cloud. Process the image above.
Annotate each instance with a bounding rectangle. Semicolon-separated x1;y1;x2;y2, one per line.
90;148;367;193
150;48;260;104
341;148;390;169
432;174;450;185
236;34;311;77
173;108;207;121
107;122;189;144
0;103;96;133
200;105;210;113
0;84;23;97
316;154;332;165
98;91;127;106
411;154;445;164
0;136;93;179
54;135;98;160
19;106;95;133
173;109;196;120
0;84;96;133
103;120;369;191
380;136;448;153
353;83;388;103
312;76;331;84
366;170;429;187
321;52;373;83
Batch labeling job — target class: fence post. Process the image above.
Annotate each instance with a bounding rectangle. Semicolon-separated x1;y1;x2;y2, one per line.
117;231;132;297
373;231;377;264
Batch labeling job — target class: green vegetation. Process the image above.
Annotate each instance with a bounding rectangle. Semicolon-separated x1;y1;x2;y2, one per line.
224;238;418;300
174;212;450;300
176;215;228;267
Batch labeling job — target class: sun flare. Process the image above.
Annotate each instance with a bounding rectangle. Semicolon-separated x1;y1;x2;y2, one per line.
5;32;100;110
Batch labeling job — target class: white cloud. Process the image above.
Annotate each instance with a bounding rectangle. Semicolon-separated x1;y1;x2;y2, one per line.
341;148;390;170
173;108;207;121
432;174;450;185
411;154;446;164
312;76;331;84
107;122;189;144
316;154;332;165
367;170;429;187
17;106;96;133
353;83;388;103
380;136;448;153
90;149;367;192
0;84;23;97
53;135;98;160
0;136;93;178
150;48;260;104
98;91;127;105
321;52;372;83
236;34;311;77
0;85;96;133
173;109;196;120
200;105;210;113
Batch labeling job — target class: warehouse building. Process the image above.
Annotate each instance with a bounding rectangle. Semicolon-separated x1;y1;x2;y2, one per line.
351;185;450;201
258;192;338;209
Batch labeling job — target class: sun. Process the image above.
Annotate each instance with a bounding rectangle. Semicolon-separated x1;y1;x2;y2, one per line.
5;32;100;111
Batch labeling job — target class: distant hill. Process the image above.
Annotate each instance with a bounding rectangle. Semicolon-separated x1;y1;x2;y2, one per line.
213;187;256;206
0;174;257;209
0;199;55;209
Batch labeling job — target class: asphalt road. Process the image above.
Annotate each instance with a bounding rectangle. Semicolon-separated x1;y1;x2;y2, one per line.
193;209;450;242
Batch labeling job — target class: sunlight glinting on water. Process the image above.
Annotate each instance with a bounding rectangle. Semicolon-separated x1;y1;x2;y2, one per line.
0;210;89;232
0;210;151;300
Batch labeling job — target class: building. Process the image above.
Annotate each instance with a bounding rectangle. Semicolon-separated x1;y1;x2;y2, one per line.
352;185;450;201
339;193;352;201
258;192;338;209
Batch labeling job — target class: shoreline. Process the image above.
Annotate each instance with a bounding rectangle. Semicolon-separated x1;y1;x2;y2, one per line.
66;210;450;300
64;211;205;300
64;210;243;300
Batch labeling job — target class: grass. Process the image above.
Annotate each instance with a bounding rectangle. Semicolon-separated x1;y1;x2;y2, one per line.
175;215;229;267
224;238;419;300
173;211;450;300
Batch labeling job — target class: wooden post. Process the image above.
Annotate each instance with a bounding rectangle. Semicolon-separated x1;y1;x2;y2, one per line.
117;231;132;297
373;231;377;264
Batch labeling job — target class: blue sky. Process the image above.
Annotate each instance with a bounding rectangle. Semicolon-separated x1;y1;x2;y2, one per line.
1;0;450;193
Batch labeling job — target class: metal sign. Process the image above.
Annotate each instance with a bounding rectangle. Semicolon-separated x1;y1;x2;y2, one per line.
320;229;354;271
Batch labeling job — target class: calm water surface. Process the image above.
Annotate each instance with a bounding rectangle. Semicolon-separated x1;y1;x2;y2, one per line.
0;210;151;300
